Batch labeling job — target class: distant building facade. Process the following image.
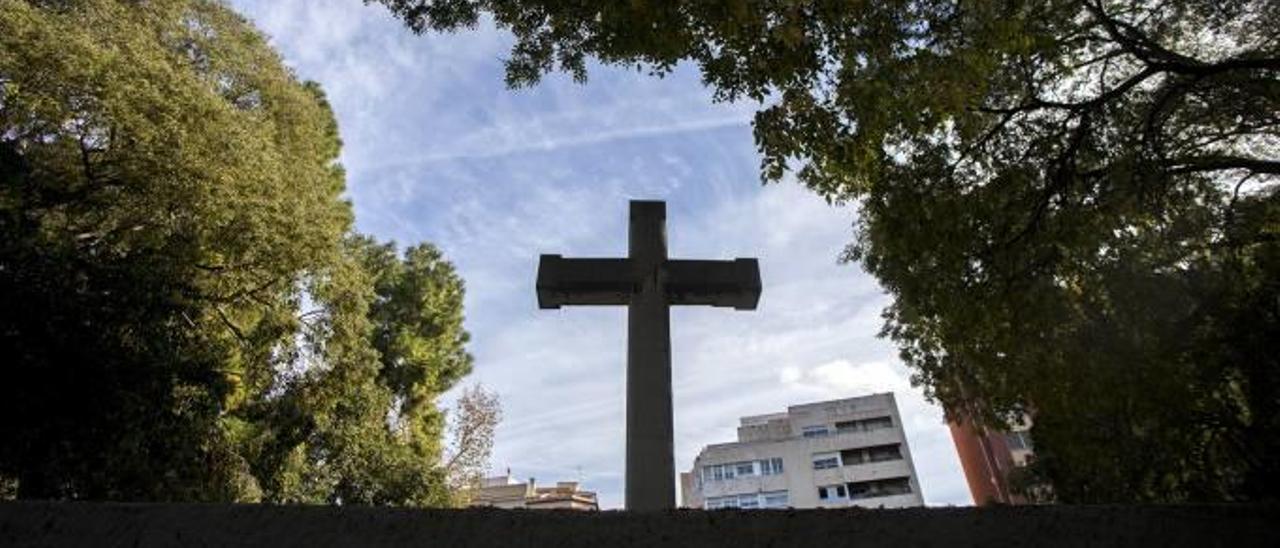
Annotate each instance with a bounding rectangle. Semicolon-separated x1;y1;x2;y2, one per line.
681;394;925;509
470;474;599;510
948;416;1036;505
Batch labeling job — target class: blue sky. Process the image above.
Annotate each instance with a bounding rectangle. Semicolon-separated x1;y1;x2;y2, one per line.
229;0;969;509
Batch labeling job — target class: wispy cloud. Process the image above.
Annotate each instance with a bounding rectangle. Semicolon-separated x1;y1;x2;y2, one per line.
230;0;970;509
365;114;752;169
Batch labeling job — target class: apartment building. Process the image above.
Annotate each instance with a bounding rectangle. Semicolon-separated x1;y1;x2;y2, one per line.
469;474;599;510
681;393;925;509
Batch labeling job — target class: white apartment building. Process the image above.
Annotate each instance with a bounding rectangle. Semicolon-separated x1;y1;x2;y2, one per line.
680;393;925;509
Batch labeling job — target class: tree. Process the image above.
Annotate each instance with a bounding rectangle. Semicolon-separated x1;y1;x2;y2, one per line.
1;0;472;505
441;384;502;503
373;0;1279;501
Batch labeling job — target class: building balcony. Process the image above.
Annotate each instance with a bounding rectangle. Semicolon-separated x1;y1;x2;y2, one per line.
848;493;922;509
804;428;902;452
697;474;789;499
811;458;913;487
844;459;915;482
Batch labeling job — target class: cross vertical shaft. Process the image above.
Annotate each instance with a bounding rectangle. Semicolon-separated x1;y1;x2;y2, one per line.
626;201;673;511
535;200;761;510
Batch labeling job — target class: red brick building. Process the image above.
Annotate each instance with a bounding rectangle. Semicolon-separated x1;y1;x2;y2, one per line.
948;417;1035;505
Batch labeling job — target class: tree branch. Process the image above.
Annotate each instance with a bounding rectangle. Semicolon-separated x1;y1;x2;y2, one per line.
979;66;1161;115
215;306;249;343
1165;155;1280;176
1084;0;1279;76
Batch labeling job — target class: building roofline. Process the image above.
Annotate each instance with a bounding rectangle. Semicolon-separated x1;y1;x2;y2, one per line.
783;392;894;414
734;393;898;426
739;412;788;426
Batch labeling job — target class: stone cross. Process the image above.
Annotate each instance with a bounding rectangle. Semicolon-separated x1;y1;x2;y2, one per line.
536;200;761;510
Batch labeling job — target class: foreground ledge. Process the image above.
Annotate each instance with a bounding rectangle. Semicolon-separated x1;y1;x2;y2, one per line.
2;502;1276;547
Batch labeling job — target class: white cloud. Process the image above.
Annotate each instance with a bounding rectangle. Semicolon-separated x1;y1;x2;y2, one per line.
783;360;913;395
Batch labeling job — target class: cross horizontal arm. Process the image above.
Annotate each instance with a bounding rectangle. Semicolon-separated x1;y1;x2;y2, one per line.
665;258;761;310
536;255;636;309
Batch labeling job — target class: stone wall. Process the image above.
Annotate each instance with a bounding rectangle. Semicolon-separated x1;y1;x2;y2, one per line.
1;501;1276;547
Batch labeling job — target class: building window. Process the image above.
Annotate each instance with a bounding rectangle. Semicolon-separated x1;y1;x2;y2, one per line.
802;425;830;438
818;484;848;501
760;457;784;475
703;463;737;482
705;495;739;509
866;416;894;431
841;443;903;465
706;491;790;510
834;416;894;434
761;491;789;508
705;458;785;482
702;465;720;482
813;457;838;470
847;477;913;500
867;444;902;462
812;452;840;470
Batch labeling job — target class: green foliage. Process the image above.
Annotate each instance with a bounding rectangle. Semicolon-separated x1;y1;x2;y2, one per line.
375;0;1280;501
1;0;470;505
